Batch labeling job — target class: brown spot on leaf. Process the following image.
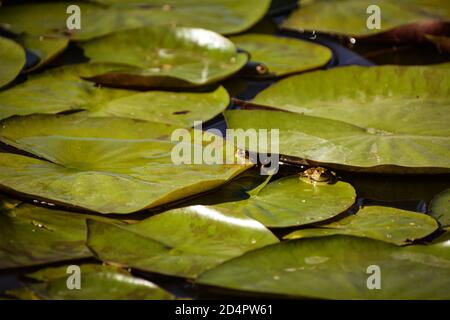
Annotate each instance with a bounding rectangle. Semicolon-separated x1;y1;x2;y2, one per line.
172;110;190;115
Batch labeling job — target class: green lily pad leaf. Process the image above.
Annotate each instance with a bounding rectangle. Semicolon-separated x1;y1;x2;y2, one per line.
198;235;450;299
89;86;229;127
0;36;25;88
81;27;247;88
229;34;332;77
285;206;438;245
0;64;131;120
430;189;450;228
282;0;450;39
0;63;229;125
226;65;450;173
85;0;271;35
87;205;279;278
0;195;118;269
19;35;69;72
0;1;270;41
12;264;174;300
5;287;39;300
0;114;250;214
225;109;450;173
217;175;356;228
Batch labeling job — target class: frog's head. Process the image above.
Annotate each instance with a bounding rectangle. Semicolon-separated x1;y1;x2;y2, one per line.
299;166;336;185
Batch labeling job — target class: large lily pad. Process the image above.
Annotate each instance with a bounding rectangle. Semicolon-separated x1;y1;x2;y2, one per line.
87;205;279;278
0;114;250;214
217;175;356;228
89;86;229;126
87;0;271;35
252;65;450;136
229;34;332;77
0;64;131;121
81;27;248;88
282;0;450;39
0;64;229;125
0;37;25;88
198;235;450;299
225;109;450;173
430;189;450;228
0;195;117;269
10;264;174;300
285;206;438;245
0;1;269;41
227;65;450;173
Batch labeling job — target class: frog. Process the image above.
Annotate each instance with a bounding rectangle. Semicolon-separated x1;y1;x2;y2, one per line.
299;167;336;185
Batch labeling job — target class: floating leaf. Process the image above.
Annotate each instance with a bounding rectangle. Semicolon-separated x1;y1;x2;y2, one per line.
285;206;438;245
229;33;332;77
10;264;174;300
0;36;25;88
430;189;450;228
4;287;40;300
217;175;356;228
87;205;279;278
0;1;270;40
86;0;271;35
252;65;450;137
0;2;120;41
198;235;450;299
0;63;229;125
226;65;450;173
0;114;250;214
19;35;69;72
282;0;450;39
225;109;450;173
89;86;229;126
81;27;248;88
0;195;118;269
0;64;131;120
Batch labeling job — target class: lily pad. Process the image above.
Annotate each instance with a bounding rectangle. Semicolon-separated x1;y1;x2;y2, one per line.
0;64;131;121
0;114;250;214
225;109;450;173
11;264;174;300
227;65;450;173
0;1;270;41
430;189;450;228
87;205;279;278
282;0;450;39
81;27;248;88
198;235;450;299
229;34;332;77
0;63;229;125
87;0;271;35
0;36;25;88
89;86;229;127
19;35;69;72
285;206;438;245
0;195;117;269
217;175;356;228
